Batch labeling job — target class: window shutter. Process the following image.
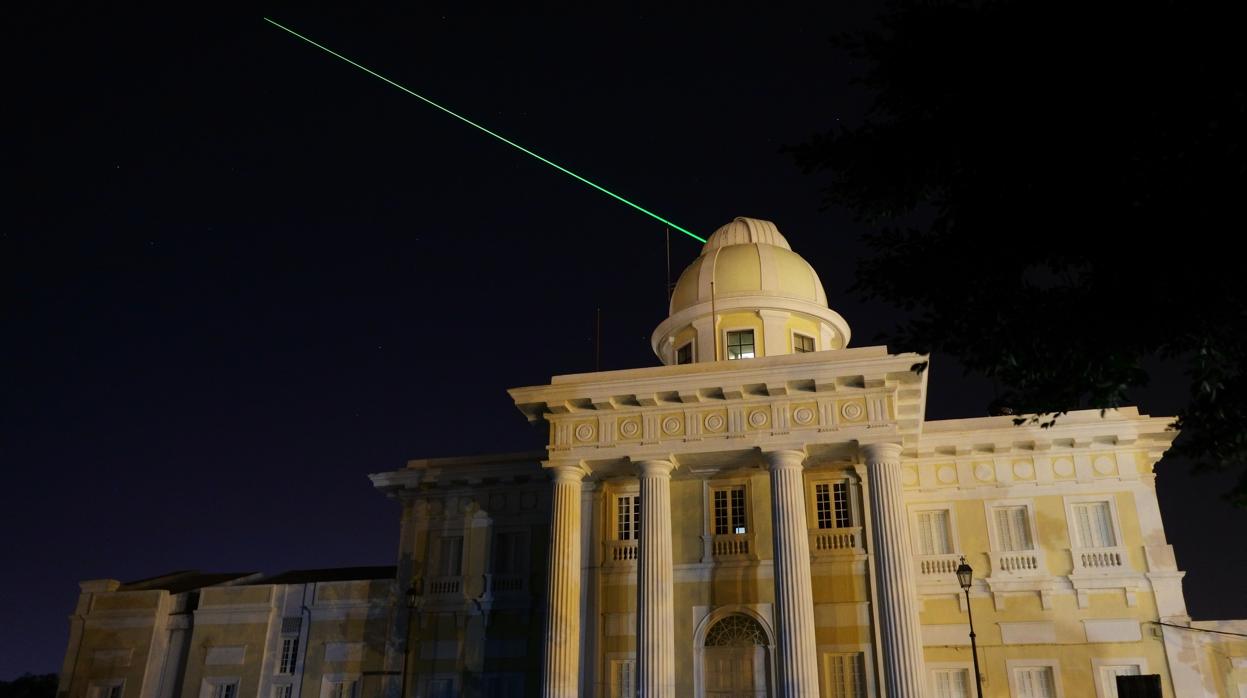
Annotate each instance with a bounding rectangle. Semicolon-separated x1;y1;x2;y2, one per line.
917;512;934;555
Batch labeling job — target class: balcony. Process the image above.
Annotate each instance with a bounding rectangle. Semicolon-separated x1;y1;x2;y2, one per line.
989;550;1044;577
1070;546;1129;574
712;533;752;559
428;576;462;595
916;553;961;579
487;573;526;594
809;527;863;559
604;539;638;565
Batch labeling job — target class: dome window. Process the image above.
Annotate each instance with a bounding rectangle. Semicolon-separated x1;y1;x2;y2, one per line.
676;342;694;365
794;333;815;353
726;330;755;360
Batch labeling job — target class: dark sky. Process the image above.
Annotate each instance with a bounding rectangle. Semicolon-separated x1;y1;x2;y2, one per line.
4;6;1244;679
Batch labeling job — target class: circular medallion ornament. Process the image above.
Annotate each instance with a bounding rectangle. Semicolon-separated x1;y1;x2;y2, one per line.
1094;456;1116;475
574;423;595;442
748;410;768;427
937;466;957;484
662;417;682;435
974;463;994;482
1013;461;1035;479
902;467;919;486
841;402;864;420
705;414;725;431
1053;458;1075;477
619;420;640;438
793;407;815;425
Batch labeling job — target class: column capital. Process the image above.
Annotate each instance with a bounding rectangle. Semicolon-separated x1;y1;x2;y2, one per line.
762;448;808;470
860;441;903;464
634;458;675;477
547;463;588;483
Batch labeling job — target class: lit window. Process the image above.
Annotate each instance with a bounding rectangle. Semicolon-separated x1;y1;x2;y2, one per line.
439;536;463;576
616;495;641;540
794;333;815;353
278;635;299;674
932;668;970;698
1071;501;1117;548
992;505;1034;551
726;330;755;359
814;482;851;529
676;342;694;364
915;510;954;555
1099;664;1141;698
713;486;747;535
1014;666;1056;698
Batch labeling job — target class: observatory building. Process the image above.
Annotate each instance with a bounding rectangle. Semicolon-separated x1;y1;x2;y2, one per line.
58;218;1247;697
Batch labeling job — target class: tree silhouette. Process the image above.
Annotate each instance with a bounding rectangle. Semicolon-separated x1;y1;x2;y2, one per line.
789;1;1247;504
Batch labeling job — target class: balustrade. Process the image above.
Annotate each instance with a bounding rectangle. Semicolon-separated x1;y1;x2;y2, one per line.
808;526;863;557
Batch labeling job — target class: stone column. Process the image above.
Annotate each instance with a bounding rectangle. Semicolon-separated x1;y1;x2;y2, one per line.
862;442;926;698
542;465;586;698
636;459;675;697
765;449;820;697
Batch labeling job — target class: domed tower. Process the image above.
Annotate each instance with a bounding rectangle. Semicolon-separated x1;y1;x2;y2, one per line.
652;217;851;365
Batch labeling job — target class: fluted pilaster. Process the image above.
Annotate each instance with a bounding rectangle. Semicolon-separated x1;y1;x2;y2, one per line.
862;442;926;698
765;449;820;697
542;465;586;698
636;459;675;697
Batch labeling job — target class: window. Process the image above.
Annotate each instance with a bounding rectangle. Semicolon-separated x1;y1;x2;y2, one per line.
794;333;815;353
725;330;755;360
428;678;454;698
493;531;526;575
609;659;635;698
616;494;641;540
1099;664;1140;698
273;687;292;698
326;681;357;698
932;669;970;698
713;486;747;534
438;536;463;576
1014;666;1057;698
278;636;299;675
815;482;852;529
825;653;865;698
993;505;1034;551
1071;501;1117;548
915;509;954;555
214;684;238;698
676;342;694;365
89;683;124;698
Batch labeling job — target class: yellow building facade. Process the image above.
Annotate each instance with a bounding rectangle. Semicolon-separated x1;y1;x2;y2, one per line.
59;218;1246;697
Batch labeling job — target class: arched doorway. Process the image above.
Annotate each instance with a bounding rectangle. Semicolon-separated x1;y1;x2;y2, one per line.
702;614;773;698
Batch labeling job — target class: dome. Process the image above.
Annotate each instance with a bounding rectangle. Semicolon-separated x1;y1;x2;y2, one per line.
652;217;850;365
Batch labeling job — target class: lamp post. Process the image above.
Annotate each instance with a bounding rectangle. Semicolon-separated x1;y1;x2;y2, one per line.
402;580;422;698
956;557;984;698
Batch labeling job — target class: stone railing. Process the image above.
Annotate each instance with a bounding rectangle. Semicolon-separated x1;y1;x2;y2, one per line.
428;576;462;595
809;527;863;557
712;533;752;559
916;553;961;579
489;573;526;593
604;539;638;564
989;550;1044;577
1070;546;1129;574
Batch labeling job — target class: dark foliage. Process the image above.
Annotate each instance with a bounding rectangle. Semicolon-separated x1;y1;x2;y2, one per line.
0;674;57;698
789;1;1247;503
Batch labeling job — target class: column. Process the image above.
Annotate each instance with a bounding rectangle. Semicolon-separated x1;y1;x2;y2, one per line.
542;465;586;698
765;449;820;697
636;459;675;697
862;442;927;698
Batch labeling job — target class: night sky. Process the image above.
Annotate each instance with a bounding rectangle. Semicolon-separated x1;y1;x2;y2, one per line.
4;6;1244;679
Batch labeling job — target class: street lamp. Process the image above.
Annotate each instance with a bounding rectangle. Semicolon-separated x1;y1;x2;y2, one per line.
402;580;423;698
956;557;985;698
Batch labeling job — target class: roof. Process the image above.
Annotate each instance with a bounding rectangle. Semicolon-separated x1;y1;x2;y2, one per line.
250;566;396;585
118;571;258;594
116;566;396;593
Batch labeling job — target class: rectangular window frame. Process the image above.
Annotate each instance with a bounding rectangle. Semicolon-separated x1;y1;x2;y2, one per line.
319;675;360;698
927;662;974;698
614;493;642;541
675;340;695;365
702;477;757;561
607;656;636;698
910;507;958;557
1006;659;1064;698
1090;657;1148;698
810;477;856;530
723;327;756;360
88;680;125;698
436;534;464;577
823;651;867;698
792;331;816;353
1063;495;1124;551
985;499;1040;553
278;635;299;675
712;484;749;535
200;678;241;698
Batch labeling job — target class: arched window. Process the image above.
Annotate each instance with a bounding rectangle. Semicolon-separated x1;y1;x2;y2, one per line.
704;614;767;647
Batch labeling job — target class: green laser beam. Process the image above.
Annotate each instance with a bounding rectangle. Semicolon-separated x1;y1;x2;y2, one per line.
262;17;706;244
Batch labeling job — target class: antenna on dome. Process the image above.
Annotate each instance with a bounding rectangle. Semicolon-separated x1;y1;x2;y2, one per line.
263;17;707;244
